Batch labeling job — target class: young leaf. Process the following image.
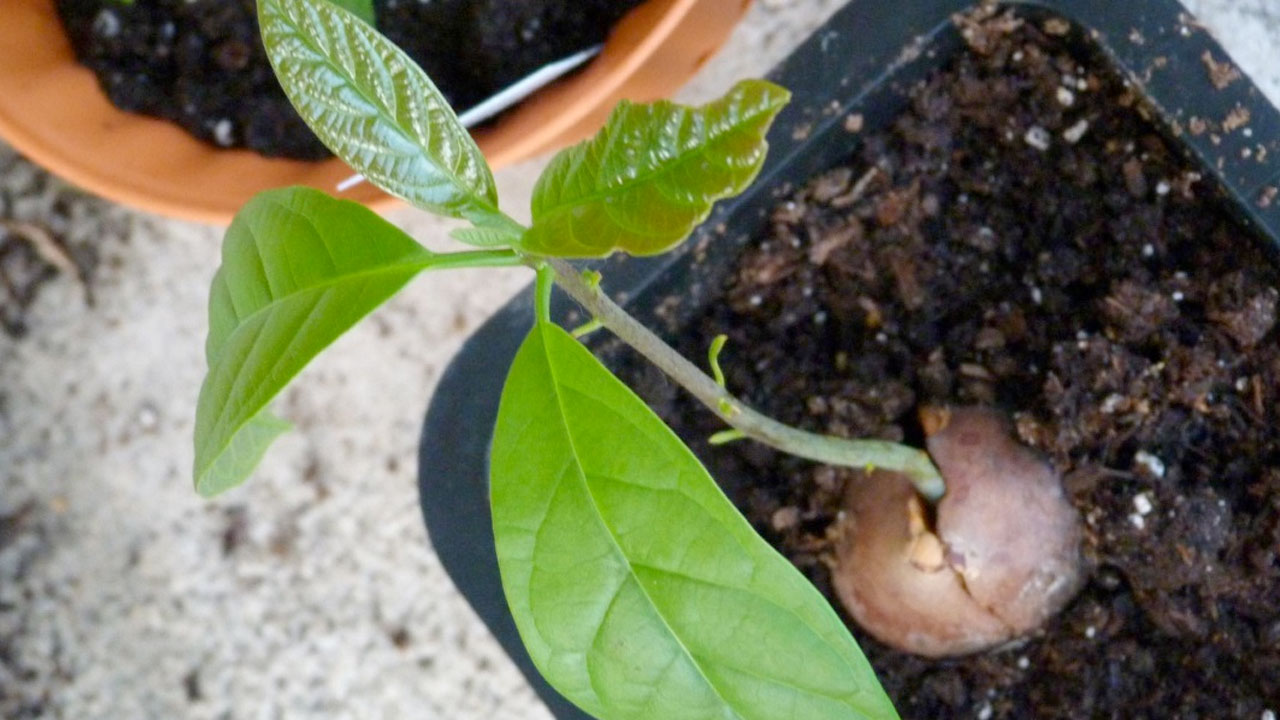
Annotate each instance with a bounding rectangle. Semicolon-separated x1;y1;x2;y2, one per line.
521;80;791;258
195;187;516;497
257;0;513;233
490;322;899;720
325;0;375;25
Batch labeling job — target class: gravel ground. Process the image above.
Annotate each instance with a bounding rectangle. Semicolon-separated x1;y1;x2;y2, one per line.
1;1;1276;719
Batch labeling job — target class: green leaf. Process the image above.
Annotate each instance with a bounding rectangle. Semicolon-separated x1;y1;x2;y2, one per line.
521;80;791;258
258;0;511;231
449;226;521;248
490;322;898;720
200;411;294;496
195;187;516;497
326;0;374;25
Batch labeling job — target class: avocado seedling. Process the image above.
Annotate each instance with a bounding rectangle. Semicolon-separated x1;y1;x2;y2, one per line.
191;0;1083;717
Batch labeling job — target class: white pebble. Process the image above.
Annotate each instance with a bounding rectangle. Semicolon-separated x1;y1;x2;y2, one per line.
136;403;159;431
212;119;234;147
1030;287;1043;304
977;703;993;720
1063;118;1090;144
1134;450;1166;478
1262;710;1275;720
1133;492;1154;516
1025;126;1052;151
1129;513;1146;530
1017;656;1030;670
1142;243;1155;257
1085;625;1097;639
1172;291;1185;302
1101;393;1125;413
93;9;122;38
1156;181;1171;196
1056;87;1076;106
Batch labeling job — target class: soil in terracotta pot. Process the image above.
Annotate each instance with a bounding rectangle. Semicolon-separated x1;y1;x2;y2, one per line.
614;9;1279;719
55;0;644;160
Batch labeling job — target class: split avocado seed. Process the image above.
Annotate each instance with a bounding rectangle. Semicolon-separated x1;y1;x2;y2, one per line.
832;407;1084;657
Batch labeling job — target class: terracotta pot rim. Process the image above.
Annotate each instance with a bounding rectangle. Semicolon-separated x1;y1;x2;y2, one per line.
0;0;739;226
480;0;701;168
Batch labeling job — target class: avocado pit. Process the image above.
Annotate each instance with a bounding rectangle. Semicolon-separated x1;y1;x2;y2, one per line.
832;407;1084;657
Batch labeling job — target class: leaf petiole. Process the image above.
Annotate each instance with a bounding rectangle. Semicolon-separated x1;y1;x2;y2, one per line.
570;318;604;338
709;429;748;445
430;248;527;271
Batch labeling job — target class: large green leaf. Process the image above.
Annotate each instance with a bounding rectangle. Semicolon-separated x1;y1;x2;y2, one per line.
257;0;510;232
490;322;898;720
521;80;791;258
195;187;512;497
327;0;374;25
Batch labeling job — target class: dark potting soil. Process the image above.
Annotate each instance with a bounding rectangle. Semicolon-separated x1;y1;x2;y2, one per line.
376;0;643;114
613;9;1280;719
55;0;643;160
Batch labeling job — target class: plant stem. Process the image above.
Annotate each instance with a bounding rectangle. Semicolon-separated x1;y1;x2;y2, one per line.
534;263;554;324
544;257;946;501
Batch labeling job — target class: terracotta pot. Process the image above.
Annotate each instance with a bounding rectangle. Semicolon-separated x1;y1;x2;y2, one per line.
0;0;749;225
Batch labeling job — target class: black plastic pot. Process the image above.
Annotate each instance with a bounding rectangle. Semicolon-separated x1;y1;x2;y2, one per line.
418;1;1280;717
